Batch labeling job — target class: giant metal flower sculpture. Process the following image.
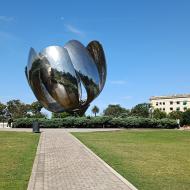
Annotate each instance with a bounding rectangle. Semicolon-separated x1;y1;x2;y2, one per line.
25;40;107;115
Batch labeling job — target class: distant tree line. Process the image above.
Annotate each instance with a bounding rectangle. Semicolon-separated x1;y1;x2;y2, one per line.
2;99;190;126
0;100;46;121
90;103;190;126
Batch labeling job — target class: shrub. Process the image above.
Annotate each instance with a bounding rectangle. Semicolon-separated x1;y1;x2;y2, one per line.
89;116;112;128
12;116;178;129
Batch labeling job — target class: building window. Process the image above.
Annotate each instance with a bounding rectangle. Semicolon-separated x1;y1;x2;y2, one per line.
163;108;165;111
184;107;187;111
163;102;165;105
159;108;162;110
160;102;162;105
170;101;173;105
176;107;180;111
170;107;173;111
156;102;158;106
177;101;180;104
183;101;187;105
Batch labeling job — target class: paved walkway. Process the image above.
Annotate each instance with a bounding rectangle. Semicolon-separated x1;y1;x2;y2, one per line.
27;130;137;190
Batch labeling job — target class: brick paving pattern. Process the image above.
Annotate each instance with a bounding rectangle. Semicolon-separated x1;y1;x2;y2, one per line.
27;130;137;190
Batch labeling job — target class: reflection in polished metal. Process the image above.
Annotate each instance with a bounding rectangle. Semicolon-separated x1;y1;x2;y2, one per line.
25;40;107;115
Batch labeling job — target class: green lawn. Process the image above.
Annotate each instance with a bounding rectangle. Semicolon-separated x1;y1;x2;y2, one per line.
0;132;39;190
73;130;190;190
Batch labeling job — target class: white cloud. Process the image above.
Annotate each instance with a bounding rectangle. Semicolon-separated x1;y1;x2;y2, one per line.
64;24;85;37
0;16;14;22
110;80;127;85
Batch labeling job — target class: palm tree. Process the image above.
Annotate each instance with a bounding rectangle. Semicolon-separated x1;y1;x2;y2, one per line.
92;105;99;117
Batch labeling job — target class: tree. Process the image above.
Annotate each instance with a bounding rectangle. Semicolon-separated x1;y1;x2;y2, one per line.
103;104;129;117
168;111;183;120
52;112;72;118
91;105;99;117
7;99;28;118
30;101;43;114
0;102;6;122
152;108;167;119
181;109;190;126
119;112;130;118
130;103;150;118
5;99;45;119
0;102;6;114
27;101;47;118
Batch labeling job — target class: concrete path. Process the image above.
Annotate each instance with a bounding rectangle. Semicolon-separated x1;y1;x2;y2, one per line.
27;130;137;190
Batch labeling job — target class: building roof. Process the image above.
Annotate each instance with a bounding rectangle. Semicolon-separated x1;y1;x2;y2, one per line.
150;94;190;100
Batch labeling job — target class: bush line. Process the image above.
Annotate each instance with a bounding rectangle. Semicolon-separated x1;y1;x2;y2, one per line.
12;116;178;129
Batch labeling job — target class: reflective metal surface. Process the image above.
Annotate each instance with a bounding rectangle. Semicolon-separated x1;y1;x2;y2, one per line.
25;40;107;115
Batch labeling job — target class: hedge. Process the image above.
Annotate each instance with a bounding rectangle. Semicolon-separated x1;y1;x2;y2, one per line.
12;116;178;129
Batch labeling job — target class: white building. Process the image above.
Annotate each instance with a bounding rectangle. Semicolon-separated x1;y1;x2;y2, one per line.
150;94;190;114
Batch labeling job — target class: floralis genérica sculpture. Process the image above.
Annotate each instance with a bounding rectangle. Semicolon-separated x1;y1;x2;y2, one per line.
25;40;107;115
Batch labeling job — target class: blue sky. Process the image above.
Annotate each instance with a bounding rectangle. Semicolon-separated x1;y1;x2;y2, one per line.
0;0;190;115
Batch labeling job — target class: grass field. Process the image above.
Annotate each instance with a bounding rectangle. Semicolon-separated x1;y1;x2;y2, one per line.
73;130;190;190
0;132;39;190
